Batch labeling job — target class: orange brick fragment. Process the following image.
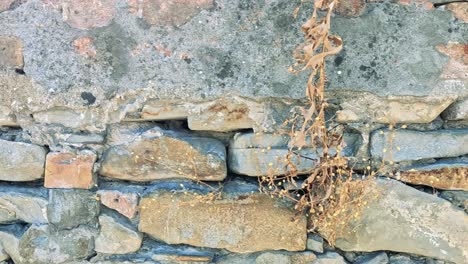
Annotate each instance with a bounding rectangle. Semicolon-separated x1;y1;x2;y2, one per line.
97;190;139;219
45;152;96;189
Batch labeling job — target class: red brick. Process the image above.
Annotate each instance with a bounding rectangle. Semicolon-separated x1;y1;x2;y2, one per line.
97;190;139;219
0;36;23;68
45;152;96;189
128;0;214;27
73;36;96;58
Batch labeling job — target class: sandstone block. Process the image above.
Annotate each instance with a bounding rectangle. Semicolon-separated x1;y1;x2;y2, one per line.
0;139;46;181
97;190;139;219
0;186;48;224
370;129;468;162
334;179;468;264
100;127;226;182
45;151;96;189
95;214;142;254
139;191;307;253
0;36;23;69
47;189;99;229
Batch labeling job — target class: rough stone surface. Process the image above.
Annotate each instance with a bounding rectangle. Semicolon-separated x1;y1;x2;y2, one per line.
447;3;468;23
335;179;468;264
0;225;26;263
19;224;96;264
441;98;468;121
139;191;307;253
0;1;15;12
47;189;100;229
45;151;97;189
229;132;360;176
335;0;367;17
436;43;468;79
128;0;214;27
440;190;468;213
217;251;317;264
0;36;22;68
0;139;46;181
0;186;48;224
334;92;454;124
43;0;117;30
97;190;139;219
100;127;227;182
397;160;468;190
73;36;97;58
355;252;389;264
95;214;142;254
306;234;324;253
370;129;468;162
0;105;17;126
314;252;347;264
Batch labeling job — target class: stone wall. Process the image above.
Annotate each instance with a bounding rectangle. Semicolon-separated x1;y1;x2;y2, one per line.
0;0;467;263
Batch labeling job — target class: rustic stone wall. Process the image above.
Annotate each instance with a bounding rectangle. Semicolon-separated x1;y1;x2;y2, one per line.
0;0;467;263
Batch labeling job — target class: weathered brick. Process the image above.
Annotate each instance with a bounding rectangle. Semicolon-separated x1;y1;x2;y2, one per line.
97;190;139;219
128;0;214;27
0;36;23;69
139;191;307;253
44;151;96;189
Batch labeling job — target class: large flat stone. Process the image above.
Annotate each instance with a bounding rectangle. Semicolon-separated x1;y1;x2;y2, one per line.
0;186;48;224
370;129;468;162
0;139;46;181
138;191;307;253
335;179;468;264
100;127;226;182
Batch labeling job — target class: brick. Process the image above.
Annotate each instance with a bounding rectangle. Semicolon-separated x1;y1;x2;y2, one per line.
0;36;23;69
97;190;139;219
44;151;96;189
128;0;214;27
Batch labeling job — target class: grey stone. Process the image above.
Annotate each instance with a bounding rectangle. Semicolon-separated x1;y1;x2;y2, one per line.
19;224;96;264
335;179;468;264
64;133;105;144
440;190;468;212
47;189;100;229
100;127;227;182
0;186;48;224
33;108;105;132
216;251;316;264
228;132;360;176
95;214;143;254
0;139;46;181
0;225;26;263
306;234;324;253
0;106;17;127
355;252;389;264
370;129;468;162
441;98;468;121
389;255;420;264
314;252;347;264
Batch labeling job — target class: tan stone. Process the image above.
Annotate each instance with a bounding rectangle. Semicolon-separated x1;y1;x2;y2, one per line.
44;152;96;189
334;92;454;124
138;192;307;253
0;140;46;182
140;100;192;121
128;0;214;27
0;36;23;68
437;43;468;79
396;163;468;191
151;254;212;263
447;3;468;23
100;127;226;182
97;190;139;219
188;97;263;132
